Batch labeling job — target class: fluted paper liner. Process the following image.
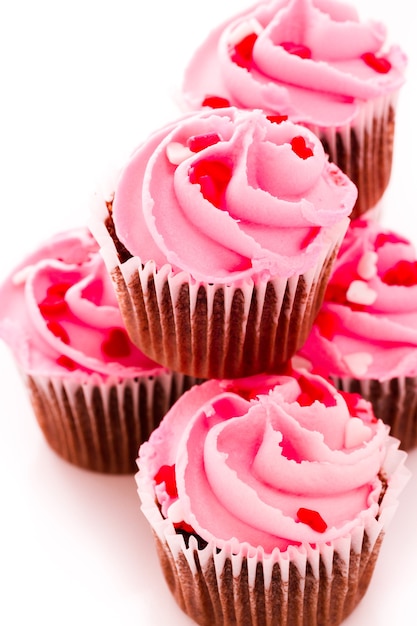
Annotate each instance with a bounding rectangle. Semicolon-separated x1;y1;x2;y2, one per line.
137;437;409;626
307;94;398;220
90;196;348;380
24;370;198;474
336;375;417;452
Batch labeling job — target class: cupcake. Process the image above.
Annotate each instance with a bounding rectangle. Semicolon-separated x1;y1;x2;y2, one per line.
137;368;409;626
0;228;198;474
298;219;417;450
181;0;407;219
89;107;356;380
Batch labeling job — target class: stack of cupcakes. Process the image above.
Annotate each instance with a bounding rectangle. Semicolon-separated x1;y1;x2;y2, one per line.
0;1;413;625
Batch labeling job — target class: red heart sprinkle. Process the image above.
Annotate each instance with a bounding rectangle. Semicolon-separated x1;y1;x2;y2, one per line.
101;327;131;359
188;133;221;153
189;159;233;208
231;32;258;69
47;320;70;344
280;42;312;59
56;355;78;371
154;464;178;498
39;294;69;317
291;136;314;159
202;95;231;109
361;52;391;74
266;114;289;124
297;507;328;533
382;260;417;286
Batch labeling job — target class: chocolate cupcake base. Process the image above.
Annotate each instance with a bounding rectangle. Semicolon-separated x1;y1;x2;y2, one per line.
309;96;397;220
25;372;198;474
107;228;344;380
335;375;417;452
138;437;408;626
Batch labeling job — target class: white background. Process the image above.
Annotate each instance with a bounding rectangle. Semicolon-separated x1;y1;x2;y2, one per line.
0;1;416;624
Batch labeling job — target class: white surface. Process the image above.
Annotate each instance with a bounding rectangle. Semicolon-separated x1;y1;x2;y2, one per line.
1;1;416;624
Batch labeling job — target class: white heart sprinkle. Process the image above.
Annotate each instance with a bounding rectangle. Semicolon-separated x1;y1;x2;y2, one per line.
166;142;194;165
346;280;377;305
357;251;378;280
343;352;373;377
228;18;263;46
344;417;372;449
167;499;185;524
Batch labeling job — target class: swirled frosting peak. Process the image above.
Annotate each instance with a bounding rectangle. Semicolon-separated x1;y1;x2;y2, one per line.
139;369;389;553
112;107;356;283
0;229;167;381
299;220;417;380
182;0;407;126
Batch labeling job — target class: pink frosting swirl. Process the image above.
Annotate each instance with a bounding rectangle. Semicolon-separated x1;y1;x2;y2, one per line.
139;370;388;552
112;107;356;283
0;229;167;381
299;220;417;380
182;0;407;126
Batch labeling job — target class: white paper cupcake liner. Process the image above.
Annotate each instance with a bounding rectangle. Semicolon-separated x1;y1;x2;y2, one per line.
335;375;417;451
24;370;199;474
137;437;409;626
307;92;399;219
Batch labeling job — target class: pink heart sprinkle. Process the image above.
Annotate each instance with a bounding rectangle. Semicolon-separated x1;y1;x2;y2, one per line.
344;417;372;449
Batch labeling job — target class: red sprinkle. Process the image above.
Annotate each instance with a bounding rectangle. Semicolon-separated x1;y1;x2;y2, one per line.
154;465;178;498
291;136;314;159
46;282;73;298
202;95;231;109
296;374;336;407
47;320;70;344
101;327;131;359
280;42;312;59
266;114;289;124
361;52;391;74
315;309;339;340
375;231;408;249
189;159;233;207
339;390;376;421
382;260;417;287
39;294;68;317
174;521;195;534
57;355;78;371
231;33;258;69
188;133;222;153
297;507;328;533
300;226;320;249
